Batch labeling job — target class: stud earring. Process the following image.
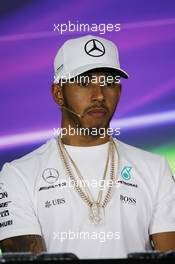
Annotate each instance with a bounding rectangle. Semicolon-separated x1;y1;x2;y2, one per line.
59;99;64;106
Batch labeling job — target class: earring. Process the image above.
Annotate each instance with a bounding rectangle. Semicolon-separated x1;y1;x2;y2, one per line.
59;99;64;106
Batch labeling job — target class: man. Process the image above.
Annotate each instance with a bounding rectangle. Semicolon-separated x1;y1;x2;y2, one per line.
0;35;175;259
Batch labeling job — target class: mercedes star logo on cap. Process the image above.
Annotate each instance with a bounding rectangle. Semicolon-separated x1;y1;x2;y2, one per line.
84;39;105;57
42;168;59;184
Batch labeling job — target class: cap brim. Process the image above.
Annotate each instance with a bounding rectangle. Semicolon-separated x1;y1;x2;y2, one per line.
71;63;128;79
54;63;129;83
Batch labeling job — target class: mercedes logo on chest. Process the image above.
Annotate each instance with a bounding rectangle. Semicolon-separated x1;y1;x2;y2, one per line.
84;39;105;57
42;168;59;184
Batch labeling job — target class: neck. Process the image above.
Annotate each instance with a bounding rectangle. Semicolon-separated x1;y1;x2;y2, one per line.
60;121;110;146
60;114;112;146
61;134;110;147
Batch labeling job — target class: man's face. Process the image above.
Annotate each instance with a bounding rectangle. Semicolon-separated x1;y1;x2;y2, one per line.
53;69;121;130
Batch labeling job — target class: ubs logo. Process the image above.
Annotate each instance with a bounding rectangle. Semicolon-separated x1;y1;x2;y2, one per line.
45;198;65;208
84;39;105;57
42;168;59;184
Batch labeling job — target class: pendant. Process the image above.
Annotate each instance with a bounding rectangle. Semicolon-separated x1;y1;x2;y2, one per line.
89;203;105;224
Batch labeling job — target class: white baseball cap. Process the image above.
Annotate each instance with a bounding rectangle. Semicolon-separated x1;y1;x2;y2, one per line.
53;35;129;83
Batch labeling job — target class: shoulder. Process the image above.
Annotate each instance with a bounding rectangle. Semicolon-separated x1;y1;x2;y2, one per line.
113;138;174;192
10;137;56;166
114;138;165;165
113;138;170;183
0;138;57;185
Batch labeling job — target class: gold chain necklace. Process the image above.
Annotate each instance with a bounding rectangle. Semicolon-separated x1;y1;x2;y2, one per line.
57;136;118;224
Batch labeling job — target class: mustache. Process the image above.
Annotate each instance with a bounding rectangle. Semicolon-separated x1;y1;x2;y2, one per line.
84;104;109;114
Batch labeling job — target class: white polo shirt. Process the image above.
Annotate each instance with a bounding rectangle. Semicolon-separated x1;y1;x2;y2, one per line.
0;137;175;259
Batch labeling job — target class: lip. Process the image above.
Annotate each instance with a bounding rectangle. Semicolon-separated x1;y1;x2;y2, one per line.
87;107;107;117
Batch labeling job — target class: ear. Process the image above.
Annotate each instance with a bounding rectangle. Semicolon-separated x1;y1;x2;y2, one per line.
51;83;64;106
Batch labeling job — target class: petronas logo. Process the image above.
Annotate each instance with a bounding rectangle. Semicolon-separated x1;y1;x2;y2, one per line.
121;166;132;181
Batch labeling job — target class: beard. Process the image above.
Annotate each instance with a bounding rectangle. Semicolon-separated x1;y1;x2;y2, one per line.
71;117;111;138
62;100;116;138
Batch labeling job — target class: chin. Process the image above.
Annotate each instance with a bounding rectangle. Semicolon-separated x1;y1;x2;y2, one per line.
77;114;111;130
83;121;109;130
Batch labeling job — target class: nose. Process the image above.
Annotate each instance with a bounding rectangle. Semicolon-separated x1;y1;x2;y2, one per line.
91;85;105;102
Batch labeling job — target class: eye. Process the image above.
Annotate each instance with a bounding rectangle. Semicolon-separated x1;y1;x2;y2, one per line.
104;75;120;87
77;76;91;87
78;80;90;87
106;80;116;86
103;79;116;87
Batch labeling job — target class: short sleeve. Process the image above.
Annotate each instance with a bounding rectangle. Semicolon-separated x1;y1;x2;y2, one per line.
149;157;175;235
0;162;41;240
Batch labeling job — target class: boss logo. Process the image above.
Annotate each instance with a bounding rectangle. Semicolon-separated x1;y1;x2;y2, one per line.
120;194;136;205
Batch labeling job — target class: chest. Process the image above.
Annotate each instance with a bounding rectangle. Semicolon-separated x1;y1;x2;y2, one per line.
35;166;153;236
